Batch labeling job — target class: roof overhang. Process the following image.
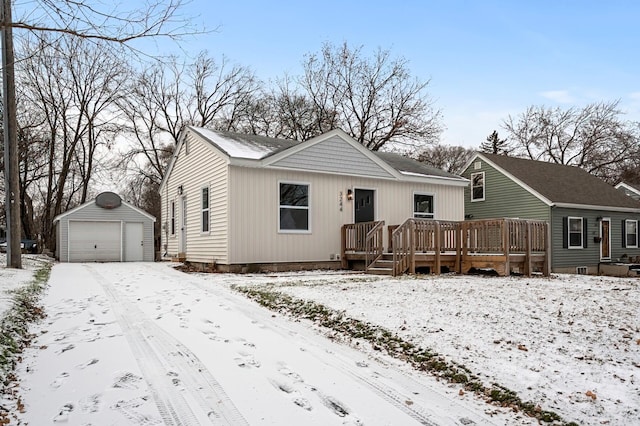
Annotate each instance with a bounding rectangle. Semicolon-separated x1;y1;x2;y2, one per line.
552;202;640;213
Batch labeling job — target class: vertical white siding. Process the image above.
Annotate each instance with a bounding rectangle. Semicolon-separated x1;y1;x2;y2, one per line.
271;136;394;178
228;167;464;264
161;132;229;263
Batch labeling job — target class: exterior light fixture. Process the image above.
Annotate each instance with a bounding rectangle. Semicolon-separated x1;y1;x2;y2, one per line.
177;185;184;195
347;189;353;201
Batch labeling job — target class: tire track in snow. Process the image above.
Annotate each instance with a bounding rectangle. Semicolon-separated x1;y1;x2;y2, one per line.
87;265;248;426
169;268;497;426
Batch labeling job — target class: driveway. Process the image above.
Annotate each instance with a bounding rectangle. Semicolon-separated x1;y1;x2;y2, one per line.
15;263;518;425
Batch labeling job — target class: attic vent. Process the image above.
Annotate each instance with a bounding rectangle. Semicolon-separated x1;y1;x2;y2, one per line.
576;266;588;275
474;161;482;170
95;192;122;209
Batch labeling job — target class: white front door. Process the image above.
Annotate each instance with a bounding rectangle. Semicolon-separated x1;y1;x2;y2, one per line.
124;222;144;261
179;197;187;253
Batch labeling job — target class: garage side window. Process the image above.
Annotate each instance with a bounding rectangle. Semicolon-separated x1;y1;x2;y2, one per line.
279;182;310;232
201;186;210;233
170;201;176;235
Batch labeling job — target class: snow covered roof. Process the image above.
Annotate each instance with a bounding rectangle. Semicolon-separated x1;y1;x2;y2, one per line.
190;127;296;160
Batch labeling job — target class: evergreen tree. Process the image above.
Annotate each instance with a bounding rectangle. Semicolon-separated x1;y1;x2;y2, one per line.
480;130;509;154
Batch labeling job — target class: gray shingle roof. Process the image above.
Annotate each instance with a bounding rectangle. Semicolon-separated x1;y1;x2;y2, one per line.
190;126;464;181
374;152;463;179
482;153;640;209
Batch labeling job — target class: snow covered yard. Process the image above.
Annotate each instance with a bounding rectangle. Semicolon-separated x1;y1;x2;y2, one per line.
8;262;540;426
2;260;638;425
224;272;639;425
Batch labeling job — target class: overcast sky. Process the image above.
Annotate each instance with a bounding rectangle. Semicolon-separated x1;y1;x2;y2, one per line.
146;1;640;148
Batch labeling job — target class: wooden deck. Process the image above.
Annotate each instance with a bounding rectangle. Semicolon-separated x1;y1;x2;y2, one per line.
341;218;550;276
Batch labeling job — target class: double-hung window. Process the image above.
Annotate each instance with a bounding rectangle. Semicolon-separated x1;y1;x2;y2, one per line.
201;186;210;233
625;219;638;248
170;201;176;235
413;193;434;219
279;182;310;232
471;172;485;201
568;217;583;249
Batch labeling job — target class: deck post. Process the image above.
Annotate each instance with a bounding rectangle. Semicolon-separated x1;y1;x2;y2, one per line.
455;222;462;273
340;225;348;269
409;220;416;274
544;221;551;276
434;221;441;275
503;219;510;276
525;221;532;276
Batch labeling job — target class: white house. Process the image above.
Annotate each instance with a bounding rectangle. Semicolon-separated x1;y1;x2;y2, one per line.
159;127;468;271
54;192;156;262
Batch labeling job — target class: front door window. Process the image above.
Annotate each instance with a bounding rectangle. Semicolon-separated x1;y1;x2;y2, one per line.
354;189;375;223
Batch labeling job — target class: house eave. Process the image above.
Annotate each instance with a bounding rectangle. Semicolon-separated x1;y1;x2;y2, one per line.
553;202;640;213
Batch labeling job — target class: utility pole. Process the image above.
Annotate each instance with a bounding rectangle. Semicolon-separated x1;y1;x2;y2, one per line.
2;0;21;268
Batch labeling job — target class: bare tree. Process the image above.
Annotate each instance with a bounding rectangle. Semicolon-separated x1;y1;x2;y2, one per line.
2;0;204;267
18;34;128;252
300;42;443;150
503;101;640;183
415;145;473;174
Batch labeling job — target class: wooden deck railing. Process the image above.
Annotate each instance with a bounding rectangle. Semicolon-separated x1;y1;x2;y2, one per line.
365;220;385;271
343;218;550;276
341;221;385;268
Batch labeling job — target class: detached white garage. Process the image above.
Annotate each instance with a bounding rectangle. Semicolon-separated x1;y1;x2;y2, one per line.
54;192;156;262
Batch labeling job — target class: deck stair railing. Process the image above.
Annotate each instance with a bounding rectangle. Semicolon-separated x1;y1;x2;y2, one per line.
364;220;385;271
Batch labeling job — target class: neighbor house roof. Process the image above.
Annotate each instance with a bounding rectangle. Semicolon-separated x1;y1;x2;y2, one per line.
615;181;640;198
475;153;640;210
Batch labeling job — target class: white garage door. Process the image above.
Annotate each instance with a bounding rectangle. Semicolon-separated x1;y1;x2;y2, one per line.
68;221;122;262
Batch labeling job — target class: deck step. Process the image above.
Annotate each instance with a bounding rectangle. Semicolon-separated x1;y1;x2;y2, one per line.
367;266;394;275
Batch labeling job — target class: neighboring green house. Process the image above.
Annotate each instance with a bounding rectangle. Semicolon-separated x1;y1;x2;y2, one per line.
615;181;640;201
461;153;640;274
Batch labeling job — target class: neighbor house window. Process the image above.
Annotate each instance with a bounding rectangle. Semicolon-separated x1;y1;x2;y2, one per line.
170;201;176;235
568;217;583;248
471;172;485;201
625;219;638;248
201;186;210;233
279;182;309;232
413;193;434;219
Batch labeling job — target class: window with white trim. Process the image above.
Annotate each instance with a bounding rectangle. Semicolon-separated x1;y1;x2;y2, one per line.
413;193;434;219
471;172;485;201
568;217;583;248
626;219;638;248
201;186;210;233
279;182;309;232
170;200;176;235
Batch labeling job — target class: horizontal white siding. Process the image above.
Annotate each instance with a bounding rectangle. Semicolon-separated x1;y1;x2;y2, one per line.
228;167;464;264
271;136;394;178
161;131;229;263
